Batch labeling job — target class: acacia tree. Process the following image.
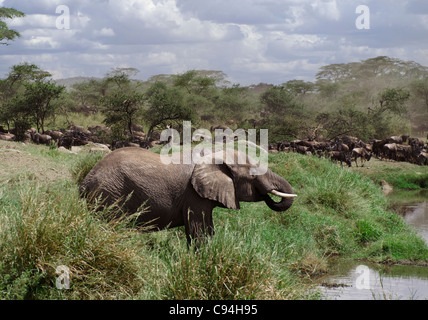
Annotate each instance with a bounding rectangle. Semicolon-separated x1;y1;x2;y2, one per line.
21;80;65;133
373;88;410;116
411;78;428;114
144;82;194;141
101;91;144;139
213;84;249;122
100;68;144;139
173;70;218;96
0;7;25;45
71;79;106;110
368;87;411;138
284;80;315;96
260;86;304;141
0;63;52;131
316;106;373;141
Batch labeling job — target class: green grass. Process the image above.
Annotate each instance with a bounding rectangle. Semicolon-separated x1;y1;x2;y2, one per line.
0;142;427;300
350;158;428;190
70;151;106;185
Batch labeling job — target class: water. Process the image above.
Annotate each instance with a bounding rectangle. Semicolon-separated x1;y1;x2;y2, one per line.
319;190;428;300
402;201;428;242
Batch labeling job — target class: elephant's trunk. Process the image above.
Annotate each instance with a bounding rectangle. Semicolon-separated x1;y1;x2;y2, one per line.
261;171;296;212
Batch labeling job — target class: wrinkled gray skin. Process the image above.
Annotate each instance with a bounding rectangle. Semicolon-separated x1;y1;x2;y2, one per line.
79;147;296;244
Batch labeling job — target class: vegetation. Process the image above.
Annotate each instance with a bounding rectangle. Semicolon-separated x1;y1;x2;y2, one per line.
144;81;194;141
0;7;24;45
351;158;428;190
100;68;145;140
0;63;65;138
3;56;428;147
0;141;427;299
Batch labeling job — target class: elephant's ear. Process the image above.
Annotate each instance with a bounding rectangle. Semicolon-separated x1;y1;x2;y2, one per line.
191;163;239;210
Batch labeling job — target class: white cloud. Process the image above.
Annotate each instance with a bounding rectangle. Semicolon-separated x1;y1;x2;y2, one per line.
94;28;115;37
23;36;60;49
1;0;428;85
9;14;56;28
284;5;307;31
147;51;177;65
311;0;340;21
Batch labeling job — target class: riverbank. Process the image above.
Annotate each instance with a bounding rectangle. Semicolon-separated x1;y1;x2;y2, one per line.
0;140;427;299
350;157;428;191
319;194;428;300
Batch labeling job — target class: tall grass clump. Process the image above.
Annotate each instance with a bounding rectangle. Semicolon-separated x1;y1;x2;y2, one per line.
0;181;152;299
70;151;106;185
157;220;309;300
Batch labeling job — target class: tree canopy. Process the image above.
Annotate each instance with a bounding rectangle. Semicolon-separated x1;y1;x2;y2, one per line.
0;7;25;45
1;56;427;144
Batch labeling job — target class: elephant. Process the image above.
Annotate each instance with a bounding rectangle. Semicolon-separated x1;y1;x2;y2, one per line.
79;147;296;244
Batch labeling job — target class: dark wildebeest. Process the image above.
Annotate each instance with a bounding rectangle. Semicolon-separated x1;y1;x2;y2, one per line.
328;151;352;168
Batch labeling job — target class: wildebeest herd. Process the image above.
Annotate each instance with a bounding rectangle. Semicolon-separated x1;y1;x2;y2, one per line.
0;124;155;150
269;135;428;167
1;124;427;167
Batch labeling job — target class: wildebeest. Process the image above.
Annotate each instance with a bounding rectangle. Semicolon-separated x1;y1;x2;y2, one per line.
45;130;63;142
30;131;52;146
58;129;90;149
328;151;352;168
352;148;372;167
388;135;409;144
382;143;398;161
409;137;425;152
416;152;428;166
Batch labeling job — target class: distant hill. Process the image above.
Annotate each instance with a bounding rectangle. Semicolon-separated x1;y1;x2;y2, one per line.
54;77;103;90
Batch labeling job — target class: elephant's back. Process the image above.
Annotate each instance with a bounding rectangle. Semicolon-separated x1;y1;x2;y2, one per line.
79;147;193;212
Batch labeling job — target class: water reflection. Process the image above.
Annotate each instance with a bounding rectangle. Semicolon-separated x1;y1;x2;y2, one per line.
319;261;428;300
402;201;428;243
319;190;428;300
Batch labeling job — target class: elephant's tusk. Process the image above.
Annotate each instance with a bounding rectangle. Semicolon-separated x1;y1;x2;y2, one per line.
270;190;298;198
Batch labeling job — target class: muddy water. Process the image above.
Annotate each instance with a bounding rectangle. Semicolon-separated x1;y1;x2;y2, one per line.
319;190;428;300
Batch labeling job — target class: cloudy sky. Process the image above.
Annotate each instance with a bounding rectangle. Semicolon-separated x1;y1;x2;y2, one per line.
1;0;428;85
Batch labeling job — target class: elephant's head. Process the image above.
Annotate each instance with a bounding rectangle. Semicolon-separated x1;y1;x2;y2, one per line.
190;150;296;212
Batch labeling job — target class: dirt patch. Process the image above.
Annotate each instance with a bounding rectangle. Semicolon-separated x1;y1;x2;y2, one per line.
0;142;71;184
381;180;394;195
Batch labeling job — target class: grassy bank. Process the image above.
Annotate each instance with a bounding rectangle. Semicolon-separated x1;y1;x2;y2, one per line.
0;141;427;299
350;158;428;190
